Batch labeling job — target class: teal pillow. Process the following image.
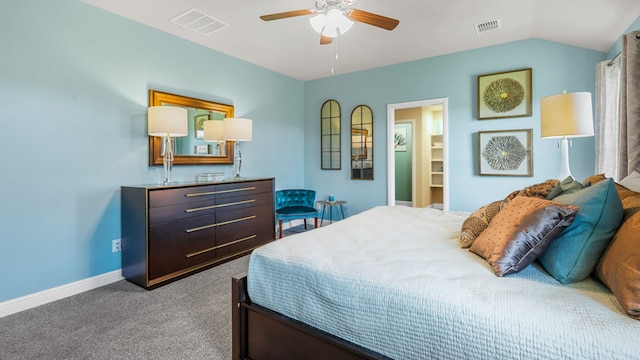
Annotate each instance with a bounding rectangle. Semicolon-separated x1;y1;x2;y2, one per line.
539;178;623;284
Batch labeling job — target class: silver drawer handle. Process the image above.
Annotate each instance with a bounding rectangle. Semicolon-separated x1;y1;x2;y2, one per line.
185;246;215;258
215;199;255;208
217;235;256;249
184;199;255;213
184;215;256;233
185;235;257;258
185;204;218;213
184;186;256;197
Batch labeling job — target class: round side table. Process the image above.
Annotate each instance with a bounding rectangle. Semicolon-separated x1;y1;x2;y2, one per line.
317;200;347;226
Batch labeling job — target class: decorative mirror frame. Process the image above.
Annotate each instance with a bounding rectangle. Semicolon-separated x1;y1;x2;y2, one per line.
148;90;234;166
351;105;374;180
320;99;341;170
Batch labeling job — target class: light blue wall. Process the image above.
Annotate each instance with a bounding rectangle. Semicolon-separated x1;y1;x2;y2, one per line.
0;0;304;302
304;39;607;214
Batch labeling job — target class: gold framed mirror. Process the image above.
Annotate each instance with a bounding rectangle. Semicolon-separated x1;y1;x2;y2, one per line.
148;90;234;166
351;105;373;180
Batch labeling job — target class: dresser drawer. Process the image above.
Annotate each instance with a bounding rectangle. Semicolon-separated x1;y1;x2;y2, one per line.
148;213;217;253
149;185;218;208
148;237;217;280
148;198;218;225
215;191;273;212
214;180;273;200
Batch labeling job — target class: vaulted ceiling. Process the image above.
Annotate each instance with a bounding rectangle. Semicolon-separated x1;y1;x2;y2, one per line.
81;0;640;81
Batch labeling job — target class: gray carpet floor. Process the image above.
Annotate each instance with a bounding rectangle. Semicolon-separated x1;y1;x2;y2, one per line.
0;225;313;360
0;255;250;360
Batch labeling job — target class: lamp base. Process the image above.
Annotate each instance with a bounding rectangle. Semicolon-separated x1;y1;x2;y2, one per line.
233;140;243;178
162;136;176;185
556;137;573;180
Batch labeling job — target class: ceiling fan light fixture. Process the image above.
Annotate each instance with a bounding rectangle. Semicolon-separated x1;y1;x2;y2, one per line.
310;9;353;38
325;9;353;37
309;13;326;33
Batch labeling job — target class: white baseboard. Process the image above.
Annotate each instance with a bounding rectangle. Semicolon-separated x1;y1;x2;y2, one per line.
0;270;124;318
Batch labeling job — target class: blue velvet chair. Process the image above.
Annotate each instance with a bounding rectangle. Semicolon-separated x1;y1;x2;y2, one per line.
276;189;319;238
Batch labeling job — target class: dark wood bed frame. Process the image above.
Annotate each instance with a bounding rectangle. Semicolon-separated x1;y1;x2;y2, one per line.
232;276;391;360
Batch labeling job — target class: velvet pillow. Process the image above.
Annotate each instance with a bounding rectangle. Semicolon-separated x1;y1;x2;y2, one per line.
459;200;503;248
596;194;640;320
469;196;578;276
539;178;623;284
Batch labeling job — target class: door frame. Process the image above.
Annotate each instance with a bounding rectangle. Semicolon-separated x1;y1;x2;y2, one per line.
387;98;449;210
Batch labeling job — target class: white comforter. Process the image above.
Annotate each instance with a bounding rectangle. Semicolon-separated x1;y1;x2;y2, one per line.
247;206;640;360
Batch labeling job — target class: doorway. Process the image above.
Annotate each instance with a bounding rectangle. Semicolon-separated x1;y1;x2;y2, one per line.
387;98;449;210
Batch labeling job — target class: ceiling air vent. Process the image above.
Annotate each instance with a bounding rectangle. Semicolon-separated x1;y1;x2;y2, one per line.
474;19;501;34
170;8;228;35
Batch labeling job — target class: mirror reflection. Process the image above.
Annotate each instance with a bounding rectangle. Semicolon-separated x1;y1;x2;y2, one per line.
149;90;234;166
351;105;373;180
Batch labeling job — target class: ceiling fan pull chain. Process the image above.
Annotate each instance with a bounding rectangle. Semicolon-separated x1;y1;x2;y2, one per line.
331;42;335;74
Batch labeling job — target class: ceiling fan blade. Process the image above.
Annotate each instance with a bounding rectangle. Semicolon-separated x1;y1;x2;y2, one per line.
320;35;332;45
260;9;315;21
346;9;399;31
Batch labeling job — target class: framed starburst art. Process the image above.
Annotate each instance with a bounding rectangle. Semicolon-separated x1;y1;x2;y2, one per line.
478;129;533;176
478;68;532;120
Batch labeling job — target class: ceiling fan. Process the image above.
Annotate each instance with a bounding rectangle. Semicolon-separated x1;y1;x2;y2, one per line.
260;0;399;45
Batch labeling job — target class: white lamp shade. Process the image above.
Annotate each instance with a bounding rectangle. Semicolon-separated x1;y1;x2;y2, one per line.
148;106;188;137
540;92;594;138
203;120;225;142
223;118;253;142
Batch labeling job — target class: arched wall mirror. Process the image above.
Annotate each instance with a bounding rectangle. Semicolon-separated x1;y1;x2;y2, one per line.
320;99;341;170
148;90;234;166
351;105;374;180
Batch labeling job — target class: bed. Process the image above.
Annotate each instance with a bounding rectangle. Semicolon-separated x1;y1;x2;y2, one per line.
232;175;640;360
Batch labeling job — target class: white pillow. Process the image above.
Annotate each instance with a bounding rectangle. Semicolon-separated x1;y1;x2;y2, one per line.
619;171;640;192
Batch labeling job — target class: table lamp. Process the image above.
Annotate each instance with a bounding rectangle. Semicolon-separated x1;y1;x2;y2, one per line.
148;106;188;184
223;118;253;178
540;91;594;180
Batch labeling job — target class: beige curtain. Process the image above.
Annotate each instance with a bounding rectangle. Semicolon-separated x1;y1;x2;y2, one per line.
618;30;640;179
595;58;621;179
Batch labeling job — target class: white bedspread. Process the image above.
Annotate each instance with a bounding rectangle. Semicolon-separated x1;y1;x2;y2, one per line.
247;206;640;360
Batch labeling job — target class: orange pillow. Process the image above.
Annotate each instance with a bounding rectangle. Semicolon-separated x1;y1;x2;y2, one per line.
596;194;640;320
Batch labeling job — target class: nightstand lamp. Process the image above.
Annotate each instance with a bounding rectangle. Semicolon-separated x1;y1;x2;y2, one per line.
148;106;188;184
540;91;594;180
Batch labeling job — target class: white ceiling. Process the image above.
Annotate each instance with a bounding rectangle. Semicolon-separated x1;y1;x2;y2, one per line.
81;0;640;81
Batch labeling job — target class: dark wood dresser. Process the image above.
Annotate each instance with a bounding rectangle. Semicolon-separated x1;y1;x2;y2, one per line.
121;178;275;289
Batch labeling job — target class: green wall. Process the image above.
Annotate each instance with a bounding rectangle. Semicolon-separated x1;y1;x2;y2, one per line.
394;123;413;201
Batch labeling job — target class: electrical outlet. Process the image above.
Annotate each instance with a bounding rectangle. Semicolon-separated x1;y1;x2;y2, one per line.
112;239;121;253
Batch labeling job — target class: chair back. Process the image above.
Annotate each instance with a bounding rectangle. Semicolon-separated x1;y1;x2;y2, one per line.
276;189;316;211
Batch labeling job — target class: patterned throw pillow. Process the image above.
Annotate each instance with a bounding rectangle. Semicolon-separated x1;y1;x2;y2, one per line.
469;196;579;277
459;200;503;248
